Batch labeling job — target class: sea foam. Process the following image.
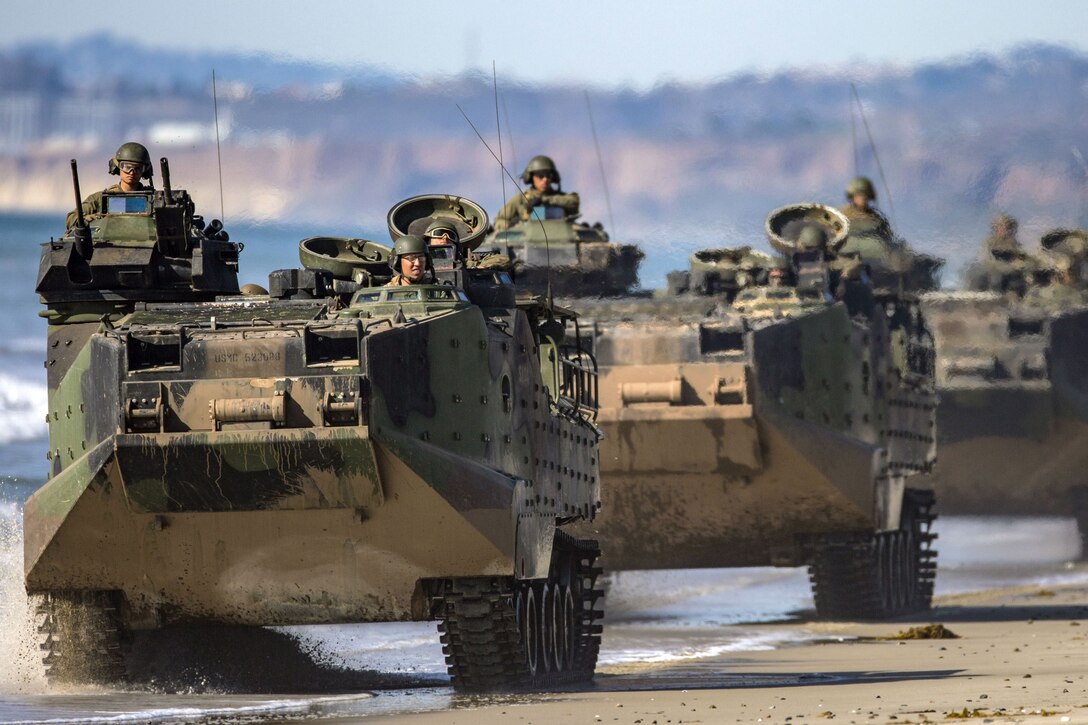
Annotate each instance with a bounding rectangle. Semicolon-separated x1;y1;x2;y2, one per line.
0;372;47;445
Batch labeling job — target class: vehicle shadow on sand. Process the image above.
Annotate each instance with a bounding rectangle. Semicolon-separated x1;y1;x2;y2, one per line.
910;602;1088;623
782;601;1088;626
121;626;446;694
582;666;965;694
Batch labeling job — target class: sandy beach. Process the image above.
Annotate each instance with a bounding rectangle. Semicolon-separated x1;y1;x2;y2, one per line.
356;582;1088;725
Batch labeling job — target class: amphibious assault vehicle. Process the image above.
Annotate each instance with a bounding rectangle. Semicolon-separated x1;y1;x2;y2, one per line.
479;204;643;297
570;204;939;619
922;227;1088;554
27;172;605;690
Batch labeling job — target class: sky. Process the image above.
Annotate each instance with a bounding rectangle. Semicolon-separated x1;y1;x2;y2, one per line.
6;0;1088;87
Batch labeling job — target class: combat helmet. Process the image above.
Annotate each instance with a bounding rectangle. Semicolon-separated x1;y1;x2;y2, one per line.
992;213;1018;234
423;219;460;244
108;142;153;180
388;234;432;273
797;225;828;251
845;176;876;201
521;155;560;185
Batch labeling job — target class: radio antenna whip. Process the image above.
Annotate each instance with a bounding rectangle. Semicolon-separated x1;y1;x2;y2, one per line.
493;62;507;209
456;102;553;305
585;90;616;237
851;82;896;227
212;69;226;223
849;86;860;177
501;92;517;173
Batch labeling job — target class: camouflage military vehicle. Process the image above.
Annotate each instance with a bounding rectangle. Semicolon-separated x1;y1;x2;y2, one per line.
27;174;605;691
838;230;944;295
570;203;939;620
838;177;943;295
921;227;1088;554
479;206;643;297
665;246;783;298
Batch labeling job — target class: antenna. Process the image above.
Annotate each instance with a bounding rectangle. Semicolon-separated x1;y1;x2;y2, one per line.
584;90;616;237
455;103;554;305
851;82;896;227
212;69;226;222
493;62;507;209
501;92;517;173
849;86;859;177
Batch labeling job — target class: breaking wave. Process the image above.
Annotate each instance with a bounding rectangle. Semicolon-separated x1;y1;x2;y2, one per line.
0;372;48;445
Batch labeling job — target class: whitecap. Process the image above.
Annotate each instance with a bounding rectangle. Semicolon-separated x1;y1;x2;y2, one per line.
0;373;48;444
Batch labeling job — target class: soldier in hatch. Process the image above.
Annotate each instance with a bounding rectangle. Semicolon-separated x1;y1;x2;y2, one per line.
839;176;893;241
982;213;1025;259
423;220;460;247
492;155;580;232
66;142;153;229
385;235;433;286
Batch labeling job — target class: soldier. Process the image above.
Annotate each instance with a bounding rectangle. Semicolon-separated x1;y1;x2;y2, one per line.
796;225;828;252
66;142;153;229
423;220;460;247
386;234;432;286
982;213;1024;259
839;176;894;241
492;155;580;231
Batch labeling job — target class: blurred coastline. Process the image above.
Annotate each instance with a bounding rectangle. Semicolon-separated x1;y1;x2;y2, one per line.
3;38;1088;285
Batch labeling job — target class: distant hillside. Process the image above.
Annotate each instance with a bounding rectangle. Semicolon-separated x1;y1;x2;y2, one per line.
5;33;397;92
2;35;1088;285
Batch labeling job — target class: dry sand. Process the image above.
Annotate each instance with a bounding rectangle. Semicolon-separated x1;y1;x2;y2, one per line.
358;583;1088;725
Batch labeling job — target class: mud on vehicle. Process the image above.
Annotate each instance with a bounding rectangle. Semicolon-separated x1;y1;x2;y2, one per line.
28;178;605;690
568;203;939;620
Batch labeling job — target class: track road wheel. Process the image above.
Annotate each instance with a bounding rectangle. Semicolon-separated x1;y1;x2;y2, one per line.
809;488;938;620
433;532;603;691
35;591;128;685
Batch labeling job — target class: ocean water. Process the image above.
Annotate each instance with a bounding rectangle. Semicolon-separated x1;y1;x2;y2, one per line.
2;213;1087;723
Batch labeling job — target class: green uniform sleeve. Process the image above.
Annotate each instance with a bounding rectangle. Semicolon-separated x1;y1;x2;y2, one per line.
543;191;580;216
493;192;528;232
65;190;104;230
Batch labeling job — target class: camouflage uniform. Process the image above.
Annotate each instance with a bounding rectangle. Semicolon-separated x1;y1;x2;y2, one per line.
982;233;1024;259
385;273;421;287
839;204;894;242
66;181;151;230
493;155;580;232
468;252;514;271
493;189;581;232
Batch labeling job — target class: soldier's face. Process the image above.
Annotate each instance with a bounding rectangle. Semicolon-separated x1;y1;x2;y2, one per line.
531;172;551;192
400;253;425;281
426;230;457;246
851;193;870;209
118;162;144;190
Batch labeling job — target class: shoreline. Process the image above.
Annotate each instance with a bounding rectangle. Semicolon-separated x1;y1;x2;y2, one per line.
351;582;1088;724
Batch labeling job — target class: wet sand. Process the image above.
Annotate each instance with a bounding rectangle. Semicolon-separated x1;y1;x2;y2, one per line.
356;583;1088;725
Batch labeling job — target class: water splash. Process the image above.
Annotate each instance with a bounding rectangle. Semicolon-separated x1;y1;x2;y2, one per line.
0;500;47;694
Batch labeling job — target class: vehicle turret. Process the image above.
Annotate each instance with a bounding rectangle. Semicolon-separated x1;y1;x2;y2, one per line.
37;157;240;305
480;208;643;297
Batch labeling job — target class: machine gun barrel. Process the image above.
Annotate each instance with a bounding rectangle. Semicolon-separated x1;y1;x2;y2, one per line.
70;159;85;228
160;157;172;201
69;159;93;260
